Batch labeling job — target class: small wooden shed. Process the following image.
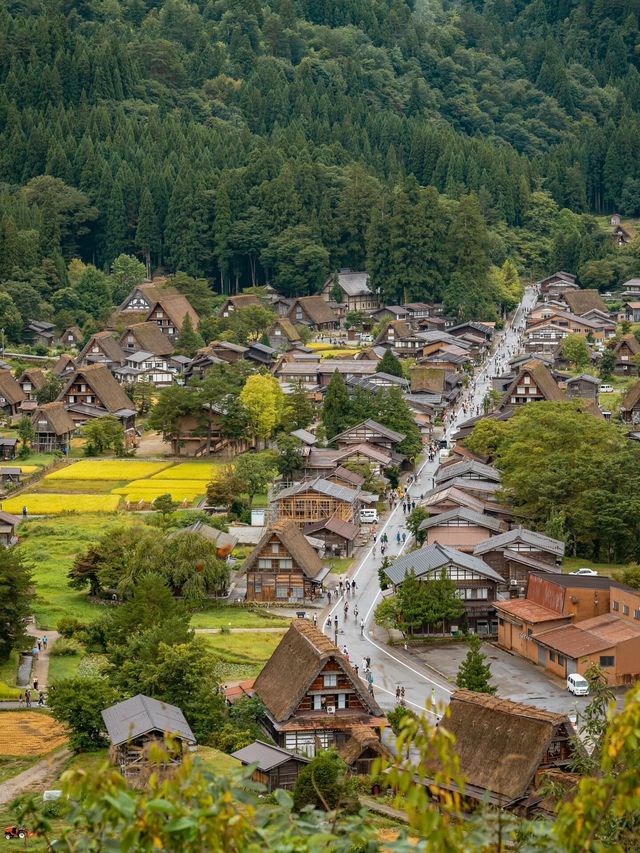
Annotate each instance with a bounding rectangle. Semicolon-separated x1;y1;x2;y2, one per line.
231;740;310;791
102;694;196;788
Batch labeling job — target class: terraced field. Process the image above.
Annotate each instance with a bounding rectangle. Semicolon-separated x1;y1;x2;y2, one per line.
0;713;68;756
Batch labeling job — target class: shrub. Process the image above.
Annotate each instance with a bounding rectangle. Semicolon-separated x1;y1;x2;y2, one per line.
76;654;109;679
293;751;355;812
57;617;88;638
49;638;83;656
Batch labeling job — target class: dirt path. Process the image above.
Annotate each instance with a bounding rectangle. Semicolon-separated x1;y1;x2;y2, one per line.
0;747;71;806
26;620;60;691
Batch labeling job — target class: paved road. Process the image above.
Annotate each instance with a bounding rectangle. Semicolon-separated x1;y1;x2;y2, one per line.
321;286;549;717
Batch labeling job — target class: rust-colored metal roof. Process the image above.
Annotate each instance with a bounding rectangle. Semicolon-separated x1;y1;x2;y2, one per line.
494;599;566;623
535;614;640;658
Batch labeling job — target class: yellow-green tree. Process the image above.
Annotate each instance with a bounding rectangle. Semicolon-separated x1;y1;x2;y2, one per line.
239;374;284;442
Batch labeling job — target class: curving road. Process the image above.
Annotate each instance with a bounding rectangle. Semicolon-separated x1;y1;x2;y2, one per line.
322;286;545;716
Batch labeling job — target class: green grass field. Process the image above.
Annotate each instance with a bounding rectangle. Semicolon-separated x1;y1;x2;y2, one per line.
29;479;129;494
190;606;290;630
17;514;139;628
202;631;286;680
47;653;82;685
195;746;241;775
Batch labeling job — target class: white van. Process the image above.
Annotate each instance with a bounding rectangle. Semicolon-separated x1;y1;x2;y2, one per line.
567;673;589;696
359;508;378;524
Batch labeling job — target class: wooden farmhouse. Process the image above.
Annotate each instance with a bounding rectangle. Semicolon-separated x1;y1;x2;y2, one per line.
321;270;379;313
565;374;599;402
430;690;578;816
434;459;501;487
0;510;20;546
58;325;83;348
58;364;136;437
243;520;329;603
610;333;640;376
562;289;608;316
267;317;302;350
78;331;126;367
119;322;175;356
231;740;310;792
251;620;387;757
302;517;359;558
0;370;26;416
17;368;46;401
498;360;565;409
146;293;199;338
620;381;640;425
286;295;339;330
52;354;76;376
118;281;173;315
102;694;196;788
218;294;261;317
272;477;360;527
31;402;76;453
385;543;505;635
169;404;254;457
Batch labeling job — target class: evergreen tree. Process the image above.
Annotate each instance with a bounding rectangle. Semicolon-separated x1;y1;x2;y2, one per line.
0;547;33;661
377;348;404;378
135;187;160;278
175;315;204;357
322;370;351;440
456;634;497;694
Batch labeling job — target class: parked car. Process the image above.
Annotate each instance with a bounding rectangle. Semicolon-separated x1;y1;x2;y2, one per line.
569;568;598;576
599;384;614;393
359;508;378;524
567;673;590;696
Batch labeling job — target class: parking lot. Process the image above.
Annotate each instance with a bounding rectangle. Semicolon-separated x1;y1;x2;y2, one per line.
410;641;627;717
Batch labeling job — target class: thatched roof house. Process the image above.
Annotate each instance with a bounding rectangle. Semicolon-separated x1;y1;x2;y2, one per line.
252;620;386;756
432;690;578;814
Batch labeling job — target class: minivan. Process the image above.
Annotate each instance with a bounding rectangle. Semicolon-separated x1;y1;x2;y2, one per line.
567;673;590;696
359;508;378;524
599;384;614;394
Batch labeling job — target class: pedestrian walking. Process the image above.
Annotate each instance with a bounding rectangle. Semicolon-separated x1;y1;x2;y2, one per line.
401;686;405;701
334;614;338;629
339;579;344;592
345;579;351;593
43;635;48;649
25;689;31;708
381;544;386;556
351;579;357;591
396;531;401;545
354;605;359;619
327;590;331;604
326;616;332;628
18;692;23;705
366;656;371;669
373;544;377;557
312;613;317;627
33;679;38;691
37;639;42;652
360;619;365;636
343;601;349;617
395;686;400;700
411;501;416;512
22;506;28;518
361;656;367;671
354;664;359;676
38;691;45;707
402;532;406;543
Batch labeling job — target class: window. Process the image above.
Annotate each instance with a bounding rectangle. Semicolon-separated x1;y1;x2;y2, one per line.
272;543;280;554
523;375;530;385
68;395;75;404
613;601;619;611
600;656;615;667
324;674;337;688
549;652;556;662
86;396;93;404
635;609;640;621
276;584;288;598
313;694;322;710
338;693;346;709
280;558;293;569
557;655;565;666
254;577;262;594
258;559;272;569
498;618;504;626
623;604;630;616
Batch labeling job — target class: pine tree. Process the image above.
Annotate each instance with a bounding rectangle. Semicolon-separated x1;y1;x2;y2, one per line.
377;348;404;378
322;370;351;440
175;315;204;357
135;187;160;278
456;634;496;694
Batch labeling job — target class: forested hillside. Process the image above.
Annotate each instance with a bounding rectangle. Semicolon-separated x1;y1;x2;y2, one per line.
1;0;640;328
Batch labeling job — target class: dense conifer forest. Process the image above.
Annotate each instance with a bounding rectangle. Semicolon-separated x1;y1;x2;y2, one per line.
1;0;640;324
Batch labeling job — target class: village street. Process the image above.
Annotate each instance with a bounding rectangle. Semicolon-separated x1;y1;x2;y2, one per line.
321;285;592;720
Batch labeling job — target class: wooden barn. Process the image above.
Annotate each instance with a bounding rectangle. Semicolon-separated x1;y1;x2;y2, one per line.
231;740;310;791
102;694;196;788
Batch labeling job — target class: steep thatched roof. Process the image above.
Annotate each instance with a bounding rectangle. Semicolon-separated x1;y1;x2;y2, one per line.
563;289;608;316
147;294;199;330
440;690;576;804
79;331;126;365
52;354;76;375
0;370;26;405
613;333;640;356
31;402;75;435
621;381;640;412
19;368;47;390
288;296;338;326
253;620;384;723
242;520;325;581
272;317;301;342
59;364;135;413
500;360;565;407
121;322;175;356
338;724;391;766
